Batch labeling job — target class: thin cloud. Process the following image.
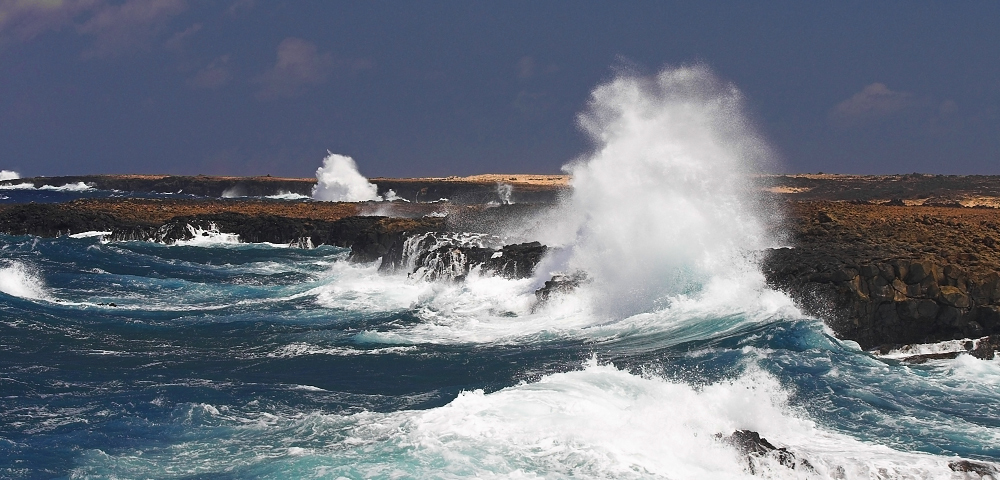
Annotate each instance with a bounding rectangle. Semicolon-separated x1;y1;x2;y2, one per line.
829;83;914;127
516;55;558;81
226;0;255;17
0;0;100;42
254;37;334;100
187;55;231;89
77;0;187;59
517;56;535;80
164;22;201;52
0;0;189;58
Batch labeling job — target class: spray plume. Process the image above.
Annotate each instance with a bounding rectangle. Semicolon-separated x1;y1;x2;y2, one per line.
311;153;380;202
537;65;780;318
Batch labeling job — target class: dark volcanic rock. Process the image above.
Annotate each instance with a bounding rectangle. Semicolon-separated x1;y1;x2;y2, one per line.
0;202;443;263
0;203;125;237
949;459;999;476
717;430;812;474
113;214;443;262
534;272;588;303
762;249;1000;349
384;234;547;281
760;201;1000;349
481;242;547;279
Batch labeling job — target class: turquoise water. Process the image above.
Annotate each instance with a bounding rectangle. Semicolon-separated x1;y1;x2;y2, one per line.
2;230;999;479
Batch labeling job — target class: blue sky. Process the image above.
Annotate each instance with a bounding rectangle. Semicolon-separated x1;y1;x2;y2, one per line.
1;1;998;177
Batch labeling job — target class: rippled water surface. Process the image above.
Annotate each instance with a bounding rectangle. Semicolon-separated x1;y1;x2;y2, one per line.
1;233;998;479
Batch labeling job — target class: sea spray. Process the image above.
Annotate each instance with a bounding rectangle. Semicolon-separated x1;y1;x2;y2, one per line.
311;152;380;202
0;169;19;181
0;261;48;300
534;65;781;318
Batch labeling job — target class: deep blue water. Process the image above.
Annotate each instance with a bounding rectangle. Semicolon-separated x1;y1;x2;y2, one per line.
1;194;1000;478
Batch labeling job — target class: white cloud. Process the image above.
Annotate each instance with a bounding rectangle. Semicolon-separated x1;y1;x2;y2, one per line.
829;83;914;127
187;54;231;89
254;37;334;100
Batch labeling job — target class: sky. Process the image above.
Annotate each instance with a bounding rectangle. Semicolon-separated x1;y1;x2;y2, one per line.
0;1;998;178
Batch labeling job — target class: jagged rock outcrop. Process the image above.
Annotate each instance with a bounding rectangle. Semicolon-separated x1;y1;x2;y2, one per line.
763;251;1000;349
761;201;1000;349
949;459;999;476
379;231;547;281
534;272;588;304
717;430;813;474
0;202;443;263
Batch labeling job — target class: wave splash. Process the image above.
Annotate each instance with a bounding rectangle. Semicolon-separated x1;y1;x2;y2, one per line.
67;359;964;479
533;65;781;319
311;152;381;202
0;261;48;300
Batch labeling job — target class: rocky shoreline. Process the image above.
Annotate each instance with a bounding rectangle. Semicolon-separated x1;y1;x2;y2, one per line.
761;201;1000;351
3;174;1000;355
0;174;569;204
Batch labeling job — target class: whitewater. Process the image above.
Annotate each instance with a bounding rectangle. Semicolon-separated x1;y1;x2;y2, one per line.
2;67;999;479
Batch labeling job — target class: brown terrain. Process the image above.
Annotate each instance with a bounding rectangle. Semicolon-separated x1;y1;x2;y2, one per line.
3;172;1000;354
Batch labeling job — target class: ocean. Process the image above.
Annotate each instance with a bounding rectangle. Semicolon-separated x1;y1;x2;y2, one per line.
2;66;999;479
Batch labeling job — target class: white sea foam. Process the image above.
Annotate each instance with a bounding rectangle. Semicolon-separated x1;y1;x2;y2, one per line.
0;261;48;300
171;223;242;247
39;181;93;191
311;152;380;202
69;360;973;479
0;182;36;190
0;169;19;180
0;181;93;191
265;191;311;200
267;343;418;358
69;231;113;239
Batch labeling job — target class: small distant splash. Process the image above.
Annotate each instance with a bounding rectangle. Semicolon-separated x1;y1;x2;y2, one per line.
221;186;244;198
535;65;781;318
0;261;48;300
41;182;93;192
172;223;242;246
266;191;311;200
0;170;19;181
311;152;380;202
497;183;513;205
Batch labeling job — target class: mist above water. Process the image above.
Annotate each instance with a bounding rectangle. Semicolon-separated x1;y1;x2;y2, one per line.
537;65;780;318
312;153;380;202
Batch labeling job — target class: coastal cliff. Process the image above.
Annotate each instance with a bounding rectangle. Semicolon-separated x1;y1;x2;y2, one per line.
761;201;1000;349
